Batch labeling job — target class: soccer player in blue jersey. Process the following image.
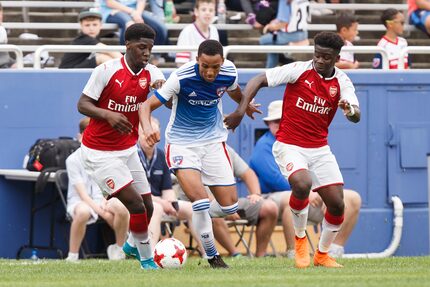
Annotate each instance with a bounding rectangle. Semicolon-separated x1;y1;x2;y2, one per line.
140;39;260;268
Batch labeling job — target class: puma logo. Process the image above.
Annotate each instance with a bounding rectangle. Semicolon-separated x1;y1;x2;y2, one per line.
305;79;314;89
115;79;124;87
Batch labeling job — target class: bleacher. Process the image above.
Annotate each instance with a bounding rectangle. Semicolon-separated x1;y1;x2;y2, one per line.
1;0;429;69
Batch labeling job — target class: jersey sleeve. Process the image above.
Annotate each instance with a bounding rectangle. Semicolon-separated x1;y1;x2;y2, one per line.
225;61;239;91
338;72;359;107
154;72;180;104
146;64;166;84
82;63;109;100
266;61;306;87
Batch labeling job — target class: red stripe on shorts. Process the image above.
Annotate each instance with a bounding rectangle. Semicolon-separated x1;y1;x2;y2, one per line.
166;144;171;168
222;142;232;167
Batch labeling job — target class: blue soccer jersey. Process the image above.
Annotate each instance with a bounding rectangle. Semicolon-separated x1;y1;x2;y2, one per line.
154;60;238;146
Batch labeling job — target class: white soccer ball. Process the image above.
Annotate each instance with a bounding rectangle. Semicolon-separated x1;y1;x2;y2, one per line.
153;238;187;269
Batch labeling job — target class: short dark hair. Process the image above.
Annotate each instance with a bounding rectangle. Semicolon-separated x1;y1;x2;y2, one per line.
314;31;345;53
381;8;400;27
198;39;223;57
125;23;156;42
336;12;358;32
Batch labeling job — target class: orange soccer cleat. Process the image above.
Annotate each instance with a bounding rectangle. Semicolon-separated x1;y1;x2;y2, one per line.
294;236;310;268
313;249;343;268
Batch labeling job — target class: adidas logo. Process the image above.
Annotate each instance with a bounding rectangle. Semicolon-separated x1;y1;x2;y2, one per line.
188;91;197;97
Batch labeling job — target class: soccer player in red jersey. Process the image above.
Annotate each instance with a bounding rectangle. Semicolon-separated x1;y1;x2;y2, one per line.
77;23;165;270
242;31;361;268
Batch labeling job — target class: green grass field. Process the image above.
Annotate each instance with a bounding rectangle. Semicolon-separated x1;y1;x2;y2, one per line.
0;257;429;287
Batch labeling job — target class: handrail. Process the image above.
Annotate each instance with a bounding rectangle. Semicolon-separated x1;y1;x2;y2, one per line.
398;46;430;70
1;1;95;8
33;45;199;69
224;45;390;70
0;44;23;68
309;3;407;11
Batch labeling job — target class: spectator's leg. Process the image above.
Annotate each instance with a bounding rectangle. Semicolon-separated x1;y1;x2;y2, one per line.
105;198;130;247
148;0;165;19
106;12;133;45
212;218;240;256
68;203;92;257
279;192;296;253
148;201;164;249
254;200;278;257
142;11;169;45
424;13;430;35
332;189;361;247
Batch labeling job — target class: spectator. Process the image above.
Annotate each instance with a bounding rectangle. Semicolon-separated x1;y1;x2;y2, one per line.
259;0;309;68
98;0;168;46
175;0;219;67
136;117;205;255
0;2;16;69
335;12;359;69
408;0;430;37
250;101;361;258
373;9;410;70
59;10;122;69
65;117;129;262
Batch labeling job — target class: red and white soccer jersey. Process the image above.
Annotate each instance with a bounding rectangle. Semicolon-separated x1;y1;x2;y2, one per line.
175;23;219;65
339;40;355;64
81;56;165;151
374;36;409;69
266;60;359;148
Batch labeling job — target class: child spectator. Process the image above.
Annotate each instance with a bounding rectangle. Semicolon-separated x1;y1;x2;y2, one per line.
335;12;359;69
373;8;410;70
175;0;219;67
59;10;122;69
408;0;430;37
0;2;16;69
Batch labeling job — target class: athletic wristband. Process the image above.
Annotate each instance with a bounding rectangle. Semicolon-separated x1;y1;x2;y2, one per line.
346;105;355;116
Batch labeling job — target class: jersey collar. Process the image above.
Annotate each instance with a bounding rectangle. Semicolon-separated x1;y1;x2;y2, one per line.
122;55;143;76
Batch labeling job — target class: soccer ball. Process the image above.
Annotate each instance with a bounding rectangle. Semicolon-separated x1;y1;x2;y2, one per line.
153;238;187;269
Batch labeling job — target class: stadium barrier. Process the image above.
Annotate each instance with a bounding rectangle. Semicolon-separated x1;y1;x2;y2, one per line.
0;44;23;68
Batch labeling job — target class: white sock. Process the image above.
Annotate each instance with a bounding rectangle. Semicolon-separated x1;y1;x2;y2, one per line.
131;231;152;260
126;232;136;248
319;218;342;253
67;252;79;260
192;199;218;258
290;205;309;238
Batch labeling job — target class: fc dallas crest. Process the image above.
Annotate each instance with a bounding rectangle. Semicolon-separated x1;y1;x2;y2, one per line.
139;78;147;89
329;86;338;97
106;178;115;189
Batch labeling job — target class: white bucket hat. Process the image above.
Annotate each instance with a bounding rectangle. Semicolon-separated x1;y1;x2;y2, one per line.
263;100;283;121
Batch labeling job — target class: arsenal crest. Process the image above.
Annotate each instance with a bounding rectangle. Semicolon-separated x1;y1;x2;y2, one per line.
329;86;338;97
139;78;147;89
173;156;183;166
106;178;115;190
216;87;227;97
286;162;294;172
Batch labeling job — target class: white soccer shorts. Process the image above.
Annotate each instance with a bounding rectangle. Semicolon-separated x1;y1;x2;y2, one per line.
165;142;235;186
80;145;151;196
272;141;344;191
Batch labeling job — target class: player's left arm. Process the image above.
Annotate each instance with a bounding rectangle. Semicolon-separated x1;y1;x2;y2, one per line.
338;99;360;123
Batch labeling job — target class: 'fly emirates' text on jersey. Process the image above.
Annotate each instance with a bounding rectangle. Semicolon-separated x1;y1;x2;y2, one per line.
266;60;359;148
155;60;238;147
82;56;165;151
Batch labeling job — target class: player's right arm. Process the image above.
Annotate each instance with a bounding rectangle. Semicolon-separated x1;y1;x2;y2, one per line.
78;94;133;134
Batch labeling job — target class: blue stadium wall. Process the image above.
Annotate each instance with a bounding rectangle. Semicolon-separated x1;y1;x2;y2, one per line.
0;69;428;258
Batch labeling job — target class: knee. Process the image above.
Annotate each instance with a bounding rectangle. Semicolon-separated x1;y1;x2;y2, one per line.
328;200;345;216
259;200;278;220
110;198;130;219
73;204;91;223
345;190;362;213
291;181;312;196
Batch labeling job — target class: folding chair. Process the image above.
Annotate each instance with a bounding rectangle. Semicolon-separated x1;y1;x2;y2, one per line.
225;219;253;257
54;169;109;259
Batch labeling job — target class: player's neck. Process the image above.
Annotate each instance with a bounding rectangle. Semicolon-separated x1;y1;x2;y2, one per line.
125;54;142;74
194;21;210;34
384;31;398;42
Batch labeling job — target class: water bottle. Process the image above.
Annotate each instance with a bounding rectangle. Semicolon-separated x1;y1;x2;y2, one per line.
30;249;39;262
217;0;226;24
164;0;174;24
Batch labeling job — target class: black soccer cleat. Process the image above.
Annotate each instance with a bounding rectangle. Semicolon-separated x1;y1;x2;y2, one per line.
208;255;229;269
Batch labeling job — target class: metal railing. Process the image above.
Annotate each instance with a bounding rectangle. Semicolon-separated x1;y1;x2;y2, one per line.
224;45;390;69
0;44;24;68
1;1;95;8
398;46;430;70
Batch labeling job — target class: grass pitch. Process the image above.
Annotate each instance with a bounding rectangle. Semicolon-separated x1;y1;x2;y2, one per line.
0;256;429;287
